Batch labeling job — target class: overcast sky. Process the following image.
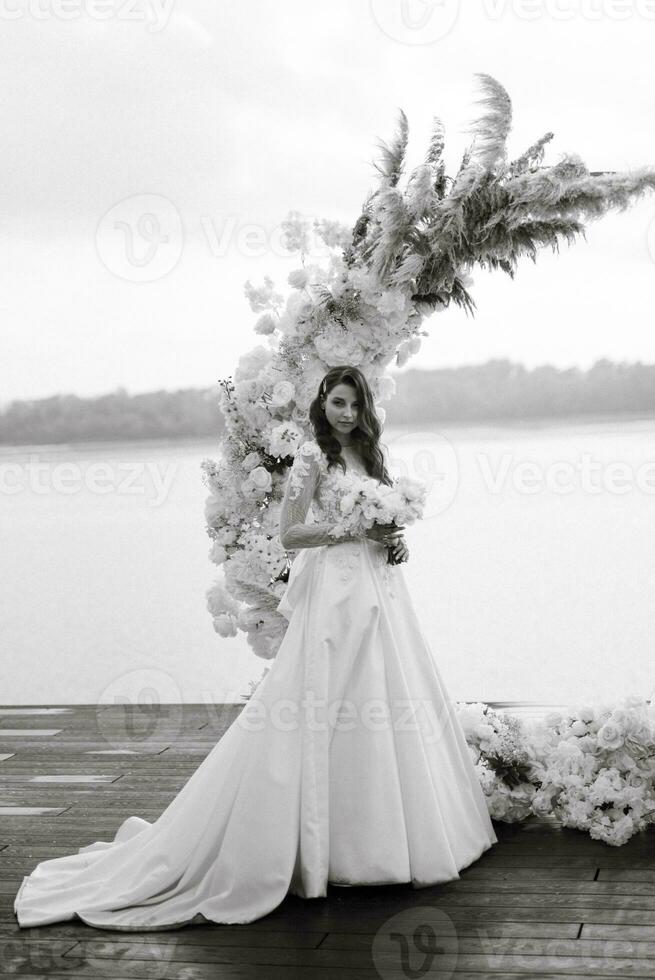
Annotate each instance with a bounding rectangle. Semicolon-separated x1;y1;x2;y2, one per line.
1;0;654;405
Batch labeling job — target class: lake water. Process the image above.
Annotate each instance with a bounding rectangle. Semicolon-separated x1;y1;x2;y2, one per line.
2;419;654;706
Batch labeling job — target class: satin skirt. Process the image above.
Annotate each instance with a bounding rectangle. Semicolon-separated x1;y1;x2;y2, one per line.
14;538;498;930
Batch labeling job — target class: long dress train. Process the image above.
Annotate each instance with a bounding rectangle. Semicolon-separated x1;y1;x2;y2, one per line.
13;439;498;930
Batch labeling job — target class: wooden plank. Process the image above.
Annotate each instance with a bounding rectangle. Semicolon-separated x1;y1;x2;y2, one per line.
582;924;655;941
0;729;63;737
460;868;598;880
0;920;583;941
0;972;647;980
0;709;74;715
0;807;70;816
321;932;655;955
598;870;655;882
0;971;647;980
4;897;655;929
53;938;655;975
460;879;655;895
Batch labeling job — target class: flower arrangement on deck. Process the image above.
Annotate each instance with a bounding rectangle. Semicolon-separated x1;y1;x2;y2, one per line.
455;696;655;846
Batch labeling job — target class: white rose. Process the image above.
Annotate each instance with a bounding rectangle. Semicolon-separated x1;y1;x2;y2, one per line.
288;269;309;289
298;440;321;458
608;708;631;732
531;790;555;817
204;493;223;524
242;451;262;472
209;541;227;565
292;404;310;426
249;466;273;492
396;342;410;367
597;722;624;751
396;477;423;502
213;613;237;637
254;313;277;335
270;381;295;407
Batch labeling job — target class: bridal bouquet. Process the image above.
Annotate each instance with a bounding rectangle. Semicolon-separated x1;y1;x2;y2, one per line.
528;696;655;846
328;472;428;564
456;702;539;823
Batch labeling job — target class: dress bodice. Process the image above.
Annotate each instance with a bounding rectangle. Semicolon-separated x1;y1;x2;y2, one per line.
312;444;376;526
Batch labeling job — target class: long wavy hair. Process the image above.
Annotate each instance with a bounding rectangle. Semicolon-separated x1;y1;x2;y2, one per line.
308;366;393;487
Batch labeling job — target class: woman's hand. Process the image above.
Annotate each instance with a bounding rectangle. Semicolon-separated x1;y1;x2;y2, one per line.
391;536;409;563
363;522;405;545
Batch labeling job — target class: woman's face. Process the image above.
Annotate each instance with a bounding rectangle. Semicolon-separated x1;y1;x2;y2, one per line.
322;382;360;440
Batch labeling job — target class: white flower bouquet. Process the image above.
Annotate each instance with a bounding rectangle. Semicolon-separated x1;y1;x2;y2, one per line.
528;695;655;846
456;702;538;823
328;472;428;564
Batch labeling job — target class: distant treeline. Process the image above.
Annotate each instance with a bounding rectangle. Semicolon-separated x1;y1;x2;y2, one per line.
0;387;225;446
389;359;655;423
1;359;654;446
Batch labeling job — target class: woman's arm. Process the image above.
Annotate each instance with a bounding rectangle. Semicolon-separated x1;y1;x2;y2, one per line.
279;451;360;550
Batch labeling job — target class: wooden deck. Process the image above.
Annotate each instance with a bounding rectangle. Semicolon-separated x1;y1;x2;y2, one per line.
1;702;654;980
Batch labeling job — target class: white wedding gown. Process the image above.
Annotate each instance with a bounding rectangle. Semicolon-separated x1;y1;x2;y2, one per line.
14;440;498;931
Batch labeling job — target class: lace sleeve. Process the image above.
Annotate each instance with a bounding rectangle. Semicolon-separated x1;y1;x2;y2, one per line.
279;444;358;551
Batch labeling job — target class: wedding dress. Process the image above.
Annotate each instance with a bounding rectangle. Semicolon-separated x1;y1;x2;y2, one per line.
13;439;497;931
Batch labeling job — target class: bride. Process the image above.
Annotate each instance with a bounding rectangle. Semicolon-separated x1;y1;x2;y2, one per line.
14;365;498;931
